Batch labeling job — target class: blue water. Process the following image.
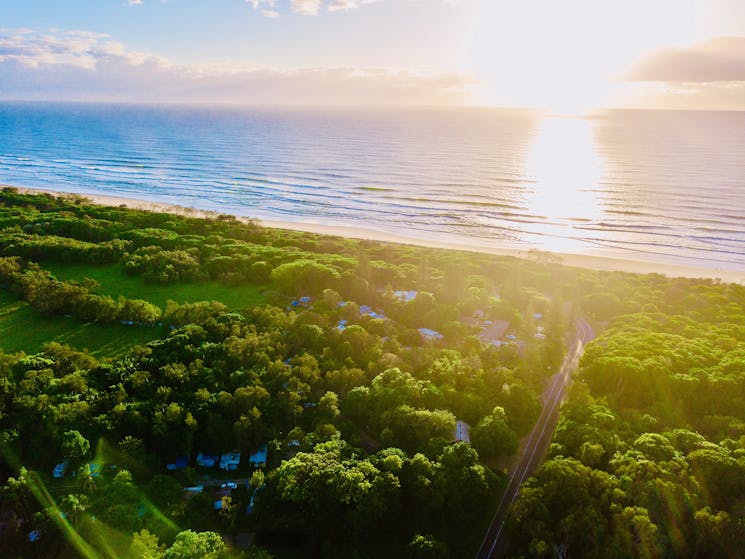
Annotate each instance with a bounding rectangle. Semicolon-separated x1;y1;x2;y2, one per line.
0;102;744;271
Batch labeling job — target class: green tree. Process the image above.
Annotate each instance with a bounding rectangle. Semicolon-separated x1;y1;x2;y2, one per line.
61;429;90;462
163;530;229;559
407;534;450;559
274;439;400;537
59;493;88;528
270;260;340;296
470;407;519;462
128;529;164;559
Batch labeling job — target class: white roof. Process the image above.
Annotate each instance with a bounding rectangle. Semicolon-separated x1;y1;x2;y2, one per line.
393;290;418;302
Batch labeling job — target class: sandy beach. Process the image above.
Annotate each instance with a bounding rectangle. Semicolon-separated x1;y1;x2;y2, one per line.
6;184;745;285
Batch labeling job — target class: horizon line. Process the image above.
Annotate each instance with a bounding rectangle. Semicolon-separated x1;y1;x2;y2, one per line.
1;98;744;115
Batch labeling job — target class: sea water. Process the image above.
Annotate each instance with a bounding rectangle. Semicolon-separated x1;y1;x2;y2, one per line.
1;102;743;271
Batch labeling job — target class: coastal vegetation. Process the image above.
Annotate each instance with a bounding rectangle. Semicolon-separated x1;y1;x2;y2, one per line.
0;189;742;558
506;290;745;557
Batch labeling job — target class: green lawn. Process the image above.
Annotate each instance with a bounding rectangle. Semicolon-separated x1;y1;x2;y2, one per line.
0;291;161;357
0;264;266;357
43;263;267;310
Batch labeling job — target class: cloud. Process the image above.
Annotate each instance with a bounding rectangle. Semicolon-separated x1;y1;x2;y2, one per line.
622;36;745;83
246;0;453;17
245;0;280;16
0;28;476;106
607;37;745;110
328;0;357;11
292;0;322;14
327;0;383;12
0;29;162;70
121;0;455;17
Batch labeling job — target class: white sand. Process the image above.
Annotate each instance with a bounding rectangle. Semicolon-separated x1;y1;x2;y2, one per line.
6;185;745;285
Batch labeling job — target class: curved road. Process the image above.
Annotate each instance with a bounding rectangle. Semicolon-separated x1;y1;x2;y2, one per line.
475;317;596;559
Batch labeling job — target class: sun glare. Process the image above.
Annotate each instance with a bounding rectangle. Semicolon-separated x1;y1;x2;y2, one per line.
522;116;603;252
468;0;700;114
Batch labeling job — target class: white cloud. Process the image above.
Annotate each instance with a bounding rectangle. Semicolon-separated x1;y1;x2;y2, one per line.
0;29;163;70
291;0;322;15
123;0;456;17
246;0;454;17
328;0;356;11
244;0;279;17
0;28;475;106
328;0;383;12
246;0;276;10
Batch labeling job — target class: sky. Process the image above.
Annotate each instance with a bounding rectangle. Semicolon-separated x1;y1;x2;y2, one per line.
2;0;745;112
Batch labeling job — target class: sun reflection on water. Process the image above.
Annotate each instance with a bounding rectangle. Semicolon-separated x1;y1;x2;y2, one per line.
521;116;604;253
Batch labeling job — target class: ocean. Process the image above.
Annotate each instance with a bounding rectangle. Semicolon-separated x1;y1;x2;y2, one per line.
0;102;743;272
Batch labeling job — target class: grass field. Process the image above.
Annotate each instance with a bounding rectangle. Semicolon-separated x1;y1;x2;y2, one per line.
0;264;267;357
43;263;267;309
0;291;162;356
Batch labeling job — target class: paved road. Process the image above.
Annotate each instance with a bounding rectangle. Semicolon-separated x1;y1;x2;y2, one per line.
474;317;596;559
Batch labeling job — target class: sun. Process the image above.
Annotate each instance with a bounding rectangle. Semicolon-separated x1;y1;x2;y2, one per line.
466;0;699;114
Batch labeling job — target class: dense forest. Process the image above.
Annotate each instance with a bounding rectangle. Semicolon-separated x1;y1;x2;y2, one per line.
0;189;742;558
506;284;745;557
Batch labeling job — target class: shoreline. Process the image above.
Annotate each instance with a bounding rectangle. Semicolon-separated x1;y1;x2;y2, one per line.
6;184;745;285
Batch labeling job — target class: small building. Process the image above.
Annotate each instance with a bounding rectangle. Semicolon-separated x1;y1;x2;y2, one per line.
196;452;219;468
299;296;312;306
215;481;241;509
418;328;444;341
337;319;348;331
393;290;418;302
478;320;510;345
219;452;241;471
183;485;204;499
359;305;386;319
88;462;103;477
249;446;268;468
52;461;69;479
166;455;189;471
454;420;471;443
